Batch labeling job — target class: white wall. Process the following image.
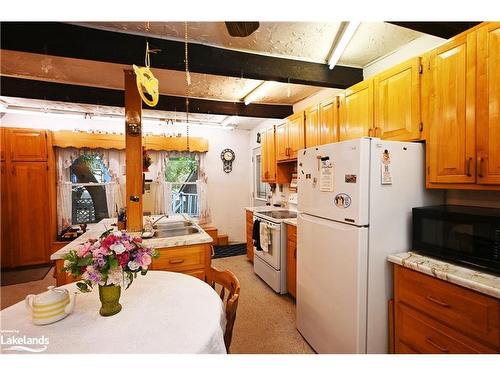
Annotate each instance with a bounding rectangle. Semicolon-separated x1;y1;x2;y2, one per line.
1;112;251;243
446;190;500;209
363;34;445;79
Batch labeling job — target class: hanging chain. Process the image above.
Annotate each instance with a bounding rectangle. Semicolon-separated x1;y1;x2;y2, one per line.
184;21;190;152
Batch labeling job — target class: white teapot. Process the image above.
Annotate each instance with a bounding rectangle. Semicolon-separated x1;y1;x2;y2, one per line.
25;286;76;325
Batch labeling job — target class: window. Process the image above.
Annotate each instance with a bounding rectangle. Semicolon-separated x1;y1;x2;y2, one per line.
254;153;269;200
165;156;199;217
70;154;111;224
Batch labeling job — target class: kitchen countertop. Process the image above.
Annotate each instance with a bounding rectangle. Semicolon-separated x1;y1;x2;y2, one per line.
388;252;500;299
284;218;297;226
50;214;213;261
245;205;293;213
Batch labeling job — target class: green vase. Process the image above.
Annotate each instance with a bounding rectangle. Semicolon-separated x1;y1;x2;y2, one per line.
98;284;122;317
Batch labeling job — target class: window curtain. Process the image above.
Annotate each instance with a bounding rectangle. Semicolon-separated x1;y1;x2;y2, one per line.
152;151;209;223
197;152;211;225
55;148;126;233
153;150;172;215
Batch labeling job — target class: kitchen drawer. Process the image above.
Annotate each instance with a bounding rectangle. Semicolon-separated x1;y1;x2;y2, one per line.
152;245;205;272
394;265;500;349
396;302;495;353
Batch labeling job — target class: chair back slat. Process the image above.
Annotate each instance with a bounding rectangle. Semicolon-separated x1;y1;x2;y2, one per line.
205;267;240;353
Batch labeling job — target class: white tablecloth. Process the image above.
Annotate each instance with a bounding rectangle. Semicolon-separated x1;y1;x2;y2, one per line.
0;271;227;354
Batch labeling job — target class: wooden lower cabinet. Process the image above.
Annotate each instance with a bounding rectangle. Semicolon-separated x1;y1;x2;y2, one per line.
393;265;499;353
286;224;297;298
246;210;254;262
53;243;212;286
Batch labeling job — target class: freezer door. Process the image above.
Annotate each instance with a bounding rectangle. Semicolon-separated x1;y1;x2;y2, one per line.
297;138;370;225
296;212;368;353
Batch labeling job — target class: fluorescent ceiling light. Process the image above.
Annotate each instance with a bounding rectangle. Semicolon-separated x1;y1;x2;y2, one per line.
220;116;239;127
328;21;361;70
243;81;277;105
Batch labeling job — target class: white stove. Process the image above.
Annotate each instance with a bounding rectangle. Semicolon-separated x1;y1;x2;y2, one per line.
253;210;296;294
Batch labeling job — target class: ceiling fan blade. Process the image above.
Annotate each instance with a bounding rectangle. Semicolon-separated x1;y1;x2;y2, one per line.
224;22;260;37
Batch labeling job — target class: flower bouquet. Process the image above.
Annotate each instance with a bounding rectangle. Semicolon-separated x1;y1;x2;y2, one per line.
63;229;159;316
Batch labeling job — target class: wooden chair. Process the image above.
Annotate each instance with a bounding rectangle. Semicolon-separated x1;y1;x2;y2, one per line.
205;267;241;353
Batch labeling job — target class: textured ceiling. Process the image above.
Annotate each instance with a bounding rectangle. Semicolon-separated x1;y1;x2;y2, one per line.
78;22;343;64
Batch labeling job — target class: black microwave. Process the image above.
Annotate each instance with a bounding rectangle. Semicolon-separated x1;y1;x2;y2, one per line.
412;205;500;275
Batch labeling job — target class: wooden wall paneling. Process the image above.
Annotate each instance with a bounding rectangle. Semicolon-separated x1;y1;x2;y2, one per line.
476;22;500;185
10;162;50;266
1;161;11;268
144;136;208;152
0;127;6;161
260;130;268;181
428;31;477;184
124;69;143;232
245;210;254;263
47;131;58;250
266;127;276;182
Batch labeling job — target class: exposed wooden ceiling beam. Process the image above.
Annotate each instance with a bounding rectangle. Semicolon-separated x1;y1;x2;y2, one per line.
386;22;481;39
0;22;363;89
0;76;293;119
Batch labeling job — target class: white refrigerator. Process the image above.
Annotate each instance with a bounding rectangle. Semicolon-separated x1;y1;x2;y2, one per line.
296;138;442;353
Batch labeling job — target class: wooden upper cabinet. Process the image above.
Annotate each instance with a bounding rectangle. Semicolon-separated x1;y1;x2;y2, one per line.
374;57;422;141
275;122;288;161
260;127;276;183
476;23;500;185
9;128;48;161
10;162;50;266
340;79;374;141
319;96;339;145
305;105;320;148
287;111;305;159
428;31;477;184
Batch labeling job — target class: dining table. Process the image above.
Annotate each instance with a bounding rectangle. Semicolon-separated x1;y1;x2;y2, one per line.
0;271;227;354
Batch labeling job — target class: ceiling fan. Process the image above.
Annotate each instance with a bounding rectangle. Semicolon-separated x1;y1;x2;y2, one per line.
224;22;260;37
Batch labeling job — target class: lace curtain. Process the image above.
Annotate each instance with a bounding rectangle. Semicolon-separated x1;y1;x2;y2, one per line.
55;148;125;234
151;151;210;223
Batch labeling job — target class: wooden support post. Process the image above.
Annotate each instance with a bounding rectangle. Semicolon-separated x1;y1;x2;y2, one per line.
124;69;143;232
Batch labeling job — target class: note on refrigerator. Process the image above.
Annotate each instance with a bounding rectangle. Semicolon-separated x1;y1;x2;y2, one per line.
320;159;334;192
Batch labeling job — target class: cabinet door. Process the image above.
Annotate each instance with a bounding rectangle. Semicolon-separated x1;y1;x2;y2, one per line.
275;122;288;161
305;105;320;148
10;162;50;266
286;225;297;298
266;127;276;181
260;130;269;181
374;57;421;141
428;32;476;184
477;23;500;184
287;112;305;159
340;80;374;141
9;129;48;161
246;210;254;262
319;96;339;145
0;128;6;161
1;162;11;267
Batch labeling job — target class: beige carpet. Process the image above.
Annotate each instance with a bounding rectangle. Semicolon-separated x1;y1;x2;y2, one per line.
0;256;314;354
212;255;314;354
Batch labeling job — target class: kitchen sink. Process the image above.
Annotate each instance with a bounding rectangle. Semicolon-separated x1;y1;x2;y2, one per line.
153;221;193;230
153;226;200;238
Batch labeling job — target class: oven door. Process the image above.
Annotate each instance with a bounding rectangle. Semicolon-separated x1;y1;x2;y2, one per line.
253;219;282;270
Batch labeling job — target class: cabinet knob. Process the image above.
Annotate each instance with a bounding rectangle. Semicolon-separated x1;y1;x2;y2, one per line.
466;157;473;177
478;157;484;178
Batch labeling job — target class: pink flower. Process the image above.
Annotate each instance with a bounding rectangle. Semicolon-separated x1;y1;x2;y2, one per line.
140;253;152;267
122;240;135;252
133;237;143;243
117;252;130;267
101;235;117;250
92;246;110;257
77;242;92;257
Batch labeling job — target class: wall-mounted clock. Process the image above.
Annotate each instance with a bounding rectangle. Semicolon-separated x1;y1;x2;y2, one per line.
221;148;235;173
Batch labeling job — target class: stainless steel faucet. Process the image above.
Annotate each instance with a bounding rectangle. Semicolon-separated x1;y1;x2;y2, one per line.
151;214;168;226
